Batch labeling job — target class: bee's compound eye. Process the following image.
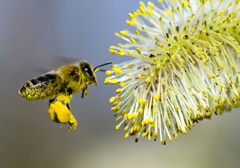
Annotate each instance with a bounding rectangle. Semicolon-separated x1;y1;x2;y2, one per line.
83;67;93;76
84;67;89;72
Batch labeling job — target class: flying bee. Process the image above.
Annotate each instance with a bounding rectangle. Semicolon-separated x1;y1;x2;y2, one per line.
19;60;112;130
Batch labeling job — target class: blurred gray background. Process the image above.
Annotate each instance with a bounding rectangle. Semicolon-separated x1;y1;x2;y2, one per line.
0;0;240;168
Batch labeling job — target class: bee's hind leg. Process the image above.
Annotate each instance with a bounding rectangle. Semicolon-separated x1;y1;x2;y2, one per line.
48;96;77;130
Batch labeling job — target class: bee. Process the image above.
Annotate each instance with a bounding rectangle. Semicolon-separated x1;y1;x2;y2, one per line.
19;60;112;130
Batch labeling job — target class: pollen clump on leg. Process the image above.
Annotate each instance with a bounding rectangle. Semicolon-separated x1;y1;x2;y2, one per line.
49;99;77;131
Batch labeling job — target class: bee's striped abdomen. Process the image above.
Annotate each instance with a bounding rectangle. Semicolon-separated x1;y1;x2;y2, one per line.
19;73;62;101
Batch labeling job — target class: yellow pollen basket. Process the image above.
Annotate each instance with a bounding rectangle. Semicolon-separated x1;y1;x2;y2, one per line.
49;99;77;131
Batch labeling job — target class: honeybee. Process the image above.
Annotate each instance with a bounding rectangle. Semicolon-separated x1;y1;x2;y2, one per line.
19;60;112;130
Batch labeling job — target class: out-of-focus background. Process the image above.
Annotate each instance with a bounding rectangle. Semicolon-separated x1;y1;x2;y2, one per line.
0;0;240;168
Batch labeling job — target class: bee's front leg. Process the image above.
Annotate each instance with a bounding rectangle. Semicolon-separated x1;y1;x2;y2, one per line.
81;84;89;98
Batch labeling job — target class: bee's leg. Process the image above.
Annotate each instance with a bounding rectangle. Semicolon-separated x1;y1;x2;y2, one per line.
84;85;89;98
64;102;77;131
48;96;77;130
81;85;89;98
66;103;71;110
81;88;85;98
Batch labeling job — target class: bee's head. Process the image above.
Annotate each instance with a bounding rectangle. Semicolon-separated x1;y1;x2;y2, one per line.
80;61;97;86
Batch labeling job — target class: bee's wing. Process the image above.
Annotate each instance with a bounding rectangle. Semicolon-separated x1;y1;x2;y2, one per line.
52;56;83;69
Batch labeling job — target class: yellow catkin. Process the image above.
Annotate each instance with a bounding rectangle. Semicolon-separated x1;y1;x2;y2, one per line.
105;0;240;144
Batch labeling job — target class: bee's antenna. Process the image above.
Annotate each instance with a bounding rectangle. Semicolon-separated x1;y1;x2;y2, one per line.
94;61;112;72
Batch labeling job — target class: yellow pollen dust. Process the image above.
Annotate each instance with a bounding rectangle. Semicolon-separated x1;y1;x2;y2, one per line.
137;74;141;79
140;1;145;7
127;73;132;77
116;69;123;75
130;38;136;43
138;99;145;104
146;77;151;83
118;43;123;47
109;46;115;49
119;82;125;87
136;48;141;54
121;110;127;115
128;51;134;56
114;33;120;37
105;70;111;75
128;13;134;18
148;2;154;7
116;125;120;130
132;113;138;119
120;30;127;36
104;77;111;84
138;108;143;113
155;94;160;100
116;88;122;94
111;79;118;84
109;97;115;103
135;30;140;35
